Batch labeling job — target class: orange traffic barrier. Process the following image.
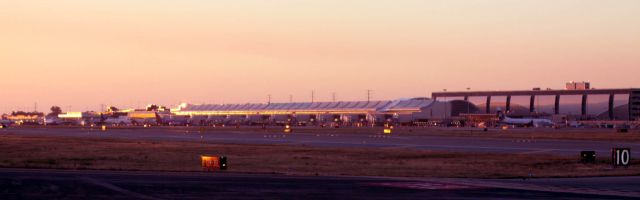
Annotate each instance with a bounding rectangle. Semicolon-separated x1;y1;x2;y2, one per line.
201;155;228;171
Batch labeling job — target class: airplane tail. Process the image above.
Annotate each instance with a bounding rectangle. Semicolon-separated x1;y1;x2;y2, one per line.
497;111;506;121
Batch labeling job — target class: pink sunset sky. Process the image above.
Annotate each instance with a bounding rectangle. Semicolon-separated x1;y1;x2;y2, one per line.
1;0;639;113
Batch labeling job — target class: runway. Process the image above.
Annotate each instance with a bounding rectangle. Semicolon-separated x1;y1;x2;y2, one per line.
2;127;638;157
0;168;638;199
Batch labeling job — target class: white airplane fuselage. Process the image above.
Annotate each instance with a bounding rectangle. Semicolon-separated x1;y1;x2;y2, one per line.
497;112;555;127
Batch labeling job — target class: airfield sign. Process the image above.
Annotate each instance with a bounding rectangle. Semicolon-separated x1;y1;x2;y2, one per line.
612;148;631;167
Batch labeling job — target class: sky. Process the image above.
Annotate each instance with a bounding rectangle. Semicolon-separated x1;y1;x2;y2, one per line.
1;0;639;113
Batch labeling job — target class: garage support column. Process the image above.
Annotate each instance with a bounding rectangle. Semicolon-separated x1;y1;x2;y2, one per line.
554;95;560;115
581;94;588;117
529;95;535;113
629;93;634;121
609;94;615;120
486;96;491;114
506;96;511;112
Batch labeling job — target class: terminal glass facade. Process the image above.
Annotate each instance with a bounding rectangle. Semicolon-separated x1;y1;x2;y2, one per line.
467;96;488;114
533;95;555;115
614;94;630;120
441;97;465;102
509;96;531;116
586;94;610;120
490;96;508;113
559;95;582;116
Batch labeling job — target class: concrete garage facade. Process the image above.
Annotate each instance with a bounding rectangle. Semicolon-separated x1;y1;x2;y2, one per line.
432;88;640;121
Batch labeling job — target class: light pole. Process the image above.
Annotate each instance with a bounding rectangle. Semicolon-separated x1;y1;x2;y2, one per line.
443;89;447;122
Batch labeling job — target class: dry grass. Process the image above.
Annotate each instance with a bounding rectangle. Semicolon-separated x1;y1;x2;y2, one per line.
0;133;638;178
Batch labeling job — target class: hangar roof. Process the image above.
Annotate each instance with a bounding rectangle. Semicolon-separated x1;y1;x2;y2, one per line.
176;98;435;115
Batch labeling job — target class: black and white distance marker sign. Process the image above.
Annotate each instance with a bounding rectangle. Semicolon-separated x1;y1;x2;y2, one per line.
612;148;631;167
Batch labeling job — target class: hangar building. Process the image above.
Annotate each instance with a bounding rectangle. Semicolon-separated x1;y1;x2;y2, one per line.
173;98;453;125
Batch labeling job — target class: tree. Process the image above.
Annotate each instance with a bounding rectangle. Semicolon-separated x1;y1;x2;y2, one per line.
48;106;62;117
107;106;119;112
146;104;159;111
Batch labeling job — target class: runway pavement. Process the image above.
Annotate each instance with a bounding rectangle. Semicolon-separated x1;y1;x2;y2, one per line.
2;127;638;157
0;168;638;199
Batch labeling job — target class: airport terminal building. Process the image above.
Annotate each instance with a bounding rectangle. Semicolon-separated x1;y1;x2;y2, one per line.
173;82;639;126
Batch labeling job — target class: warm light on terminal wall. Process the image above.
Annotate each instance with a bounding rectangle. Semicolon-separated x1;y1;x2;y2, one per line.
173;109;420;116
7;115;41;120
177;103;188;110
58;112;83;118
128;111;158;119
172;110;389;116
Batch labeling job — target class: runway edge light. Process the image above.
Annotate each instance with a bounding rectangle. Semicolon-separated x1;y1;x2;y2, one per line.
580;151;596;164
284;124;292;133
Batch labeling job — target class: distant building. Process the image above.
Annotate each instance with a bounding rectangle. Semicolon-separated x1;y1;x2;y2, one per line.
565;81;591;90
128;111;159;124
113;104;170;125
7;111;44;125
57;112;101;125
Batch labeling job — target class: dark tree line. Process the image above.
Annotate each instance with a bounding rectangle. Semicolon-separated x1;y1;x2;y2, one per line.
47;106;63;117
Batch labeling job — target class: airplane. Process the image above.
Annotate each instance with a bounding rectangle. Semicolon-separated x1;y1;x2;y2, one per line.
497;110;555;128
44;117;62;125
104;116;132;125
0;119;11;126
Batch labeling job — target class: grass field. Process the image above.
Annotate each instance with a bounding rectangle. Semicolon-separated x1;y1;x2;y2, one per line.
0;133;638;178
